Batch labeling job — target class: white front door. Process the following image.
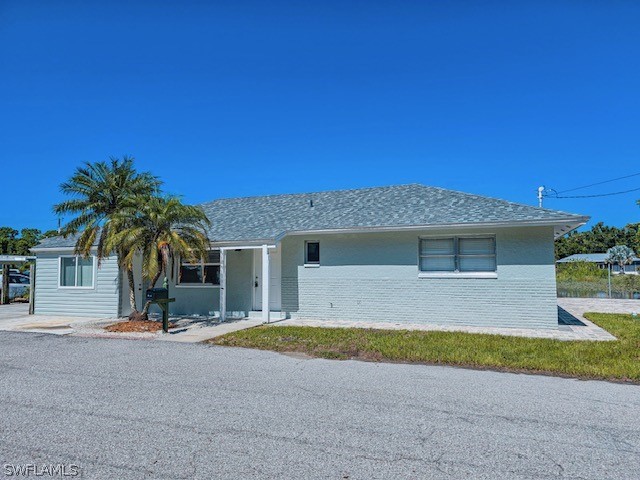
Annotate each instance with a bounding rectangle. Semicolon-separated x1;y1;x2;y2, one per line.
253;247;282;311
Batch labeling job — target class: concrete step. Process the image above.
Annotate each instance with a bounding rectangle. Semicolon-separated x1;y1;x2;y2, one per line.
247;310;288;321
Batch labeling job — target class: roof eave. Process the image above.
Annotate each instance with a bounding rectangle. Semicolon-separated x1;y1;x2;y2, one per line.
552;216;590;239
273;217;590;241
31;246;94;253
210;239;278;248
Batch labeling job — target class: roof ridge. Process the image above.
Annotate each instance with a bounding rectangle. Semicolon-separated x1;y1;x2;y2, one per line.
198;183;423;206
425;184;582;217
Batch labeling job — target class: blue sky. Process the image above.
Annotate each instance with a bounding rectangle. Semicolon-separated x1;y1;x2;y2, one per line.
1;1;639;233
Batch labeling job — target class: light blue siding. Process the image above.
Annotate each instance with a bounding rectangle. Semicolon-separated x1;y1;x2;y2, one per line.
34;253;120;317
34;226;559;328
147;249;254;317
281;226;558;329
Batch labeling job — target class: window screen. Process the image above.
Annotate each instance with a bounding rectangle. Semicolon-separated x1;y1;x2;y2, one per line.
59;256;94;287
419;237;496;273
60;257;76;286
77;257;94;286
458;237;496;272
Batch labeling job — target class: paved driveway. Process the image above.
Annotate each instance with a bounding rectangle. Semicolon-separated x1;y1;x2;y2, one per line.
0;304;102;334
0;303;30;324
1;332;638;479
558;297;640;317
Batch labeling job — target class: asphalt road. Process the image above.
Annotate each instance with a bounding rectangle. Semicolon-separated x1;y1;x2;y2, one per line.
1;332;638;479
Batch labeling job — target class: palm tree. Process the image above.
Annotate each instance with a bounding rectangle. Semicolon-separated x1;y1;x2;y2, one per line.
605;245;636;274
53;156;161;312
108;195;211;318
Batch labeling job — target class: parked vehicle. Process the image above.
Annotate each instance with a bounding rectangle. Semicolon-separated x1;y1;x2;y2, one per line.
0;273;30;300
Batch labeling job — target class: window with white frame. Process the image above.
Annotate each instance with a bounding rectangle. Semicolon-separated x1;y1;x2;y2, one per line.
419;237;496;273
59;256;95;287
305;241;320;265
178;250;220;285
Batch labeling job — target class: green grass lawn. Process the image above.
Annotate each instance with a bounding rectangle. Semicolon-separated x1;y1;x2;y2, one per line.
209;313;640;383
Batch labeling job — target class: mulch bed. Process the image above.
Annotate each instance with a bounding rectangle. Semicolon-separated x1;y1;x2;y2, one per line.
104;320;176;333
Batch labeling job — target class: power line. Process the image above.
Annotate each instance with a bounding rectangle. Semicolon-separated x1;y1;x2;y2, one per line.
538;171;640;205
555;172;640;194
544;186;640;199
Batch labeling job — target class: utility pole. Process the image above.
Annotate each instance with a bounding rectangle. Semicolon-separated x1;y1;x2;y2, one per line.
537;186;545;208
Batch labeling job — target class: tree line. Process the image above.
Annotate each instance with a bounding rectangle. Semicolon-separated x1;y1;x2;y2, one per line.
555;222;640;260
0;227;58;256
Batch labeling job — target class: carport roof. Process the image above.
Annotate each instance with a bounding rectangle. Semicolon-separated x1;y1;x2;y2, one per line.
0;255;35;264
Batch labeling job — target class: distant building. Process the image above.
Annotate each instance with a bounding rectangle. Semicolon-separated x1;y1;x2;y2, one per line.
556;253;640;274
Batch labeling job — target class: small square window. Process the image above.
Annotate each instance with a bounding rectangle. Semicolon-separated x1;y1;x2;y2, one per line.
305;241;320;264
59;255;95;287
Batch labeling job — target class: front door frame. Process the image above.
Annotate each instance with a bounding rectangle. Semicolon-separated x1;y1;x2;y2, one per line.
252;245;282;311
218;244;277;323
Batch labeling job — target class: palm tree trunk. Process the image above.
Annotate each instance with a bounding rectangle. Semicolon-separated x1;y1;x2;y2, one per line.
142;270;163;315
127;267;137;312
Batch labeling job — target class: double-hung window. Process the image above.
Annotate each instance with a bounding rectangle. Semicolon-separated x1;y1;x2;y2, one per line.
59;256;95;288
419;236;496;274
178;250;220;286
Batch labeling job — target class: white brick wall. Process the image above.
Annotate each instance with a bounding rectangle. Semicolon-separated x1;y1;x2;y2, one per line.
280;226;558;329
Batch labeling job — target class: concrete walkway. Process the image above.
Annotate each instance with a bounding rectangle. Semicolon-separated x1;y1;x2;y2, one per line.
558;297;640;317
278;299;623;341
0;304;264;341
3;297;635;342
71;316;267;342
163;319;266;342
277;316;616;341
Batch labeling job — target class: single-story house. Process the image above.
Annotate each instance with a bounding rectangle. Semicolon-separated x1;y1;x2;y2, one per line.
556;253;640;274
31;184;588;329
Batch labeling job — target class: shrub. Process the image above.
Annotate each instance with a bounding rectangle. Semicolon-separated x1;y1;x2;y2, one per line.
556;261;607;282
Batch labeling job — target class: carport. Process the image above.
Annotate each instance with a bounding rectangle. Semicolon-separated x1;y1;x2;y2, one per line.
0;255;35;312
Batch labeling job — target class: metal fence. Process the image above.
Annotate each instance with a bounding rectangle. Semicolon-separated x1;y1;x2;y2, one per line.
557;280;640;299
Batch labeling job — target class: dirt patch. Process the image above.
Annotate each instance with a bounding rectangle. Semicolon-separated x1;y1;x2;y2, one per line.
104;320;176;333
17;323;71;331
280;351;314;360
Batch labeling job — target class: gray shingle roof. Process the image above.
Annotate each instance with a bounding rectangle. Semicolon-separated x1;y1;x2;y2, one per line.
33;184;588;249
33;232;84;250
200;184;587;242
